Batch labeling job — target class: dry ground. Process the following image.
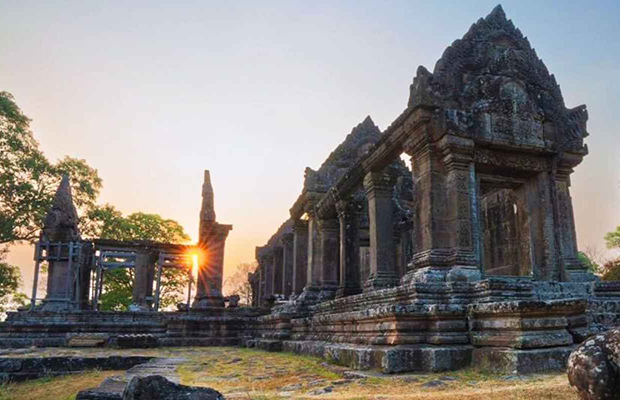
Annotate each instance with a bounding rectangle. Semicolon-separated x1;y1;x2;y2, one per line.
0;370;121;400
0;347;581;400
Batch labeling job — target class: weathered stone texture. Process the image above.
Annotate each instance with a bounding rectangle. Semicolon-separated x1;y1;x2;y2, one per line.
567;328;620;400
122;375;224;400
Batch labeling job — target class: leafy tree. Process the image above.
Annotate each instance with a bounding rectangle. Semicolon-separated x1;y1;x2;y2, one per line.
0;261;22;313
0;91;102;245
224;261;258;306
605;226;620;250
87;205;192;311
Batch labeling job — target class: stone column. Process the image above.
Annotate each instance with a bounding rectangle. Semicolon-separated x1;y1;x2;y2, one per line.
306;213;321;289
402;133;481;283
440;136;480;279
363;169;400;291
257;258;264;306
261;251;275;300
282;233;294;297
317;217;340;300
272;246;284;295
292;219;308;295
554;156;594;281
336;199;362;298
132;249;154;310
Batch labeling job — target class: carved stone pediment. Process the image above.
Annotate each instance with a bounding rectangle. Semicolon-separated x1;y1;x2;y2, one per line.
408;5;588;153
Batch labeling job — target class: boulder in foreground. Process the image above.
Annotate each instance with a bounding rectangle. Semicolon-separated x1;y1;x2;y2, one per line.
122;375;224;400
567;328;620;400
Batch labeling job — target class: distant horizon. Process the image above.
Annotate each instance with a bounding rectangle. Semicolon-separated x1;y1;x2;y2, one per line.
2;1;619;295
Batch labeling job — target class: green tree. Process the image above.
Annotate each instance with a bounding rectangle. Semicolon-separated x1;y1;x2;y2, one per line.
0;249;26;314
86;205;191;311
0;91;102;245
605;226;620;250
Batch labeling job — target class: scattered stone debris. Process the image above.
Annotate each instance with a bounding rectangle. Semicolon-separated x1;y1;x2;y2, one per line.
422;380;446;388
280;383;302;391
307;386;333;396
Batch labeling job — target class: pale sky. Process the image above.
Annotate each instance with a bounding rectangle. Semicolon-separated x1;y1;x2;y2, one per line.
2;1;619;294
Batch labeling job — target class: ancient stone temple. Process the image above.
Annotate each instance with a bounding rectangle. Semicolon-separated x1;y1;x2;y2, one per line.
249;5;620;374
1;5;619;377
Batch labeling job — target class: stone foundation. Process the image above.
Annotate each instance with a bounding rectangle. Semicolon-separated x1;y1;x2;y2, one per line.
282;341;472;373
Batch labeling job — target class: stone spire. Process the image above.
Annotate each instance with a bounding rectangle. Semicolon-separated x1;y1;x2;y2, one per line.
200;170;216;223
43;174;80;241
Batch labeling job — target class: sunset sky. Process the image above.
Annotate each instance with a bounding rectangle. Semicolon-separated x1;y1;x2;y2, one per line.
2;1;619;294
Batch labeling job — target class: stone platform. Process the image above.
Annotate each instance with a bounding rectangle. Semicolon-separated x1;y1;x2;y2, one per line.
249;278;620;374
0;307;266;349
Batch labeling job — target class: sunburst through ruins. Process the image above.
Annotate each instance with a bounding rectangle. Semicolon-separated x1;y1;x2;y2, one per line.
2;5;618;377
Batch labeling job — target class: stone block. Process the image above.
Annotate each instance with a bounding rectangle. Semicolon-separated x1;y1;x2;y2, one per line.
67;333;110;347
116;334;158;349
468;299;584;349
283;340;472;373
472;346;573;374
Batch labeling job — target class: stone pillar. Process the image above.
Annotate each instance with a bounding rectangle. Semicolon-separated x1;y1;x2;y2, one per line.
306;213;321;289
554;156;594;282
282;233;294;297
40;175;81;311
192;170;233;309
336;200;362;298
257;257;264;306
440;136;480;279
317;217;340;300
292;219;308;295
132;249;154;310
272;246;284;295
402;134;481;283
259;250;275;301
363;169;400;291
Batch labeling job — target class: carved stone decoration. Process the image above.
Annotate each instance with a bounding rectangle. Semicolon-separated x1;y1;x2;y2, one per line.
42;175;80;242
408;5;589;154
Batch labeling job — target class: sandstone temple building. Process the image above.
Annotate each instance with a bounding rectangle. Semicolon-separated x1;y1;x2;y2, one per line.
2;6;619;375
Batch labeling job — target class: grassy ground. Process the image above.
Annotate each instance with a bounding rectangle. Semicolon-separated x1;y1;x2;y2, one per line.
0;347;581;399
0;370;121;400
176;347;581;400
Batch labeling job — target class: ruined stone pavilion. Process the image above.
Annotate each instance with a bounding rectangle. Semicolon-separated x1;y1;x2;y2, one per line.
2;5;620;375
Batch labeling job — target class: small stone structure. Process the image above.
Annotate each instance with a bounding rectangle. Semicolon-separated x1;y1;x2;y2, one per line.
1;170;261;348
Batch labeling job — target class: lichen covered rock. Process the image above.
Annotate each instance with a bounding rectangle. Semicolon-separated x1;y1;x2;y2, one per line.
567;328;620;399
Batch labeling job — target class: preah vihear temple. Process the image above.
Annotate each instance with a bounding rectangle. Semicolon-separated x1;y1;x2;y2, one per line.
2;5;619;390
